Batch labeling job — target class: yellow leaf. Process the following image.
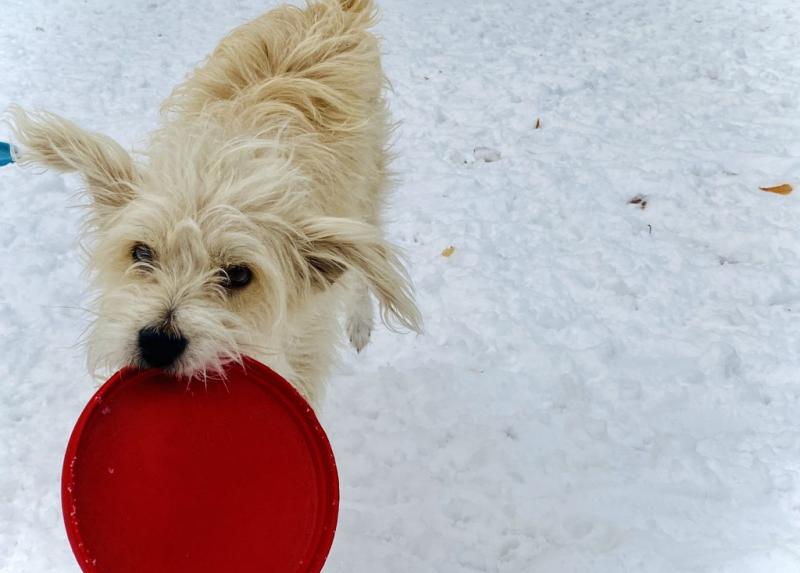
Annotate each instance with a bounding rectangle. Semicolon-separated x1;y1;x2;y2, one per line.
760;183;793;195
441;246;455;257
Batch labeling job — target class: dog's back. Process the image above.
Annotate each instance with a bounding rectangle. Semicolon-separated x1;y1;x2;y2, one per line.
162;0;389;222
164;0;381;132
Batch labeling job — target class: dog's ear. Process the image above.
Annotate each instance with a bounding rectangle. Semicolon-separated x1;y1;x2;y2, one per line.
300;217;422;333
9;108;138;215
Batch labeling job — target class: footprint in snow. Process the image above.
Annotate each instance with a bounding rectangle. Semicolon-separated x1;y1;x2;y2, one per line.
473;146;501;163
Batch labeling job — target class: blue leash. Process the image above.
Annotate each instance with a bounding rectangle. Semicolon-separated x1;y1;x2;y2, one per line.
0;141;17;166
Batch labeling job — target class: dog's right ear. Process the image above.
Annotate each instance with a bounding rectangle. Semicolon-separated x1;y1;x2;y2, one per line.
8;108;138;215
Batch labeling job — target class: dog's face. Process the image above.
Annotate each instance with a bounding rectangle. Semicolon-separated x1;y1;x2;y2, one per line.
84;125;314;378
11;110;420;379
89;184;284;378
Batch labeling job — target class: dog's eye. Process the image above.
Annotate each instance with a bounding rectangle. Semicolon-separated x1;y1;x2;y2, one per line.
132;243;154;263
221;265;253;289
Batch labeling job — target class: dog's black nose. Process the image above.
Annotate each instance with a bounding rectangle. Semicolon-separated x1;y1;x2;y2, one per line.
138;327;188;368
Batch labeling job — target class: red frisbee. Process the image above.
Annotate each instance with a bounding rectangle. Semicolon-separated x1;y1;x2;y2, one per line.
62;357;339;573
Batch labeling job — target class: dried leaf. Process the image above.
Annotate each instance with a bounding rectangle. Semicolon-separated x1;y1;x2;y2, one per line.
441;246;455;257
535;118;542;129
760;183;793;195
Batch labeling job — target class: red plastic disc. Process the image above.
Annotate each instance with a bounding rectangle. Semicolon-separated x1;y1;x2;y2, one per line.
62;357;339;573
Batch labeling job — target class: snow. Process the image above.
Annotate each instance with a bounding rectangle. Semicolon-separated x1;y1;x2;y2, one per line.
3;0;800;571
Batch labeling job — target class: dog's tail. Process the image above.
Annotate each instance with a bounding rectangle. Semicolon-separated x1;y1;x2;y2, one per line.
338;0;374;14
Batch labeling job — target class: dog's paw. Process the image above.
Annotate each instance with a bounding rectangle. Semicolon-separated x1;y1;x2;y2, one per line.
347;317;372;353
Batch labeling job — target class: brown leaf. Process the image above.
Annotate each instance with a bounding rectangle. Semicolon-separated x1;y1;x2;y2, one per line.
535;118;542;129
760;183;793;195
628;195;648;209
441;246;456;257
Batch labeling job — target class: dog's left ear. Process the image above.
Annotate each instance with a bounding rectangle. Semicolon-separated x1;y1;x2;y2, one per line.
300;217;422;333
9;108;138;217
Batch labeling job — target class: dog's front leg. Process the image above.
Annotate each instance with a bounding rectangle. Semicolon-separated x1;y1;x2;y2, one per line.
346;281;374;353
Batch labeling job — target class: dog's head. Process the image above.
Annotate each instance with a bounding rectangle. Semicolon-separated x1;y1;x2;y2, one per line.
10;109;420;378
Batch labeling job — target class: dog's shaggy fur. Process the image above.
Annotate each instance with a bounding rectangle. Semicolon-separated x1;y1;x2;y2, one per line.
10;0;421;407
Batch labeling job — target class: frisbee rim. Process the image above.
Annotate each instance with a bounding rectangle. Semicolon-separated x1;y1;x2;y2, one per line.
61;357;339;573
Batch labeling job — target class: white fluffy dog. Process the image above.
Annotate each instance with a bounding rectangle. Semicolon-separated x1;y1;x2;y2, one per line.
10;0;421;408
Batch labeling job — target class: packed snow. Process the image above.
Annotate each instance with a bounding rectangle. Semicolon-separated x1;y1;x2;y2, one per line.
3;0;800;571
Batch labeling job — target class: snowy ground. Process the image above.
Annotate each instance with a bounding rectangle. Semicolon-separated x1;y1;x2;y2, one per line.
3;0;800;571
